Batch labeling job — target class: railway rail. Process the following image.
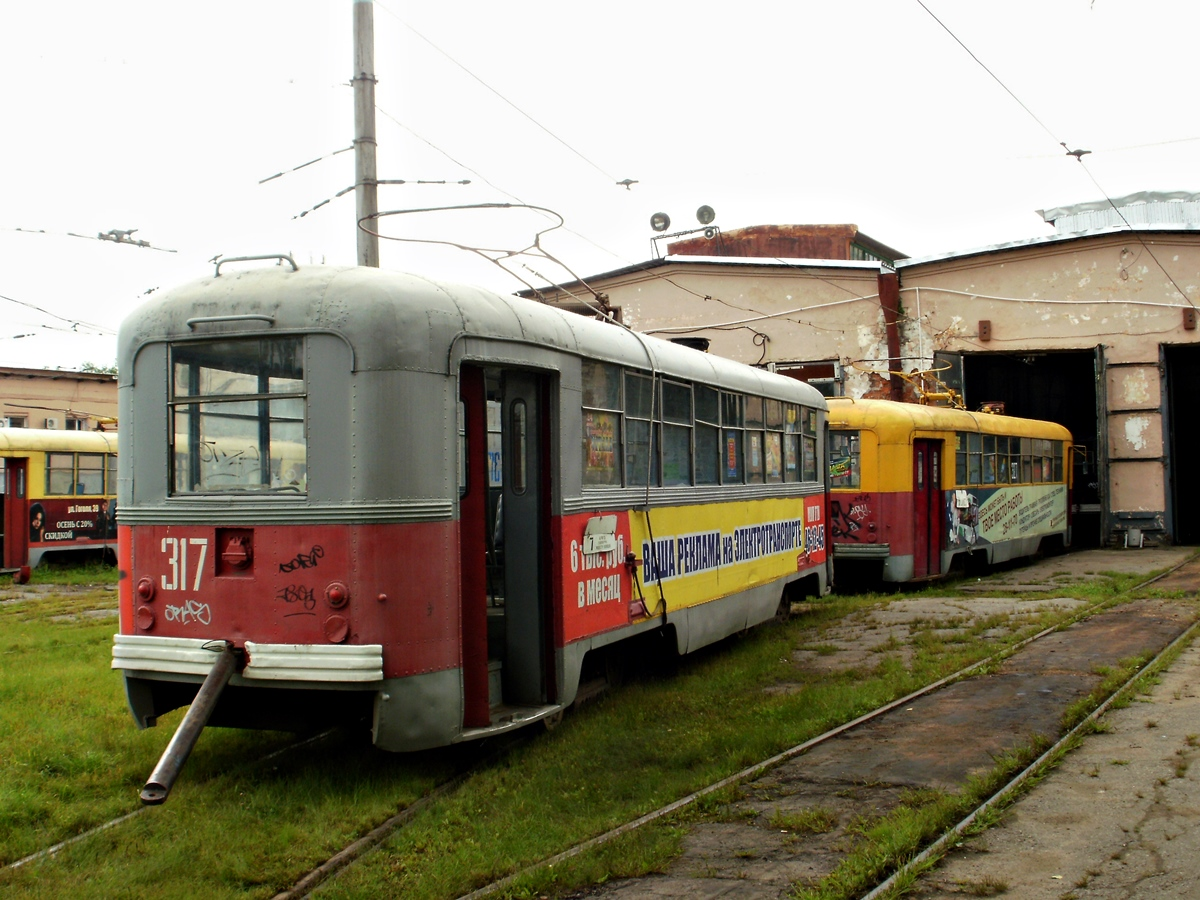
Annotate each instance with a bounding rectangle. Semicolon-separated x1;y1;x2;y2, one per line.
4;549;1193;898
447;555;1200;900
863;613;1200;899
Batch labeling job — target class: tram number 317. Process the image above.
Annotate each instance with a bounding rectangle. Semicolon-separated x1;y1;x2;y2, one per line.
160;537;209;591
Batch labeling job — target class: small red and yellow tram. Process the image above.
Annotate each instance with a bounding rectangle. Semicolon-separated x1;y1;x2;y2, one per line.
0;428;118;573
112;260;830;775
827;398;1072;582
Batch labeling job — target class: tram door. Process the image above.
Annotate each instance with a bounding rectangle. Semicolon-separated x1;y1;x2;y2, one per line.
2;458;28;569
500;370;552;706
912;441;943;579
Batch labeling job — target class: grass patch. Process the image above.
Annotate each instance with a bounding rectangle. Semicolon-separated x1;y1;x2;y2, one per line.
0;564;1157;899
770;807;838;834
22;554;118;586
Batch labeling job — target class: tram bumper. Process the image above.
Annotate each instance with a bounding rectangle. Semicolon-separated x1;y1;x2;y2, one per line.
112;635;384;728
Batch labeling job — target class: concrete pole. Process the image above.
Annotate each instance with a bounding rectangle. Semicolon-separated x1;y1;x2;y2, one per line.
352;0;380;267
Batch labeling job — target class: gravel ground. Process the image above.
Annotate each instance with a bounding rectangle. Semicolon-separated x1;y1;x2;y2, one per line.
914;634;1200;899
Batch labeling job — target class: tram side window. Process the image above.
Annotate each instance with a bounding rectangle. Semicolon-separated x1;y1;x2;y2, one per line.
802;408;818;482
982;434;998;484
721;391;744;483
625;372;657;486
581;361;622;486
77;453;105;494
695;385;720;485
661;379;693;486
782;404;799;483
829;430;860;488
1010;438;1022;483
44;452;114;496
46;453;76;495
170;337;306;495
745;396;765;484
1053;441;1064;482
967;432;982;484
1034;439;1053;483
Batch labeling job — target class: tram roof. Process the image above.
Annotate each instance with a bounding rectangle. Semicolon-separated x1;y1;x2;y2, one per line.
0;427;118;454
120;264;827;407
827;398;1072;442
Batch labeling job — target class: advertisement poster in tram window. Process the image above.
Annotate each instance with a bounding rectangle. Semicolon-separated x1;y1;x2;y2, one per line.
28;497;117;545
560;498;828;644
946;483;1067;549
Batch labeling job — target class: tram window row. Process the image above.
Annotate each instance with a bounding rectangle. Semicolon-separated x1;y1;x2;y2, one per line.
829;431;1065;490
579;361;820;489
955;434;1065;486
45;451;117;496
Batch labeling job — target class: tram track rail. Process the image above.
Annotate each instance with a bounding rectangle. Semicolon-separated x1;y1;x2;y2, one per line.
862;613;1200;900
448;556;1199;900
4;553;1192;898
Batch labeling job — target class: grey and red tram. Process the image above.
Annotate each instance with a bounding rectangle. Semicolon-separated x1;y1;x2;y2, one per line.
112;258;831;757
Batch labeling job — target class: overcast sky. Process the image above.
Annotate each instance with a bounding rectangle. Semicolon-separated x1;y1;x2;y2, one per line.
1;0;1196;371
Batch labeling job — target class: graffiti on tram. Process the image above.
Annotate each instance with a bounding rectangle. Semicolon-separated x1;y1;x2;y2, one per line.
830;493;874;541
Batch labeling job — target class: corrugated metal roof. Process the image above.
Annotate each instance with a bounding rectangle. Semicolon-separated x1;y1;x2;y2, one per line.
1039;191;1200;233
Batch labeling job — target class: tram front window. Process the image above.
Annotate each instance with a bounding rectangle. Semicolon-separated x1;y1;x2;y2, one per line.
169;338;307;494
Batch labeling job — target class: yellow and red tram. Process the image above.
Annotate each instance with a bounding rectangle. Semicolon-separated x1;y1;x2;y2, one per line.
0;428;118;574
827;398;1072;582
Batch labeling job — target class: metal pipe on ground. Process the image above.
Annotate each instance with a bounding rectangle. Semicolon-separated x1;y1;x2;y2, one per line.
140;643;239;805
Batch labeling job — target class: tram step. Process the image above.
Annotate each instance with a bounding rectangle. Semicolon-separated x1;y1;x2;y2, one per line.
488;659;502;708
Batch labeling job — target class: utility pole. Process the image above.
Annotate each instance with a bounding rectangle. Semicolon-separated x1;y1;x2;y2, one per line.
352;0;380;267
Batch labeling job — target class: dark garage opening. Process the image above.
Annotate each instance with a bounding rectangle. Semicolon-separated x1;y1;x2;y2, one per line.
1164;344;1200;544
961;351;1101;548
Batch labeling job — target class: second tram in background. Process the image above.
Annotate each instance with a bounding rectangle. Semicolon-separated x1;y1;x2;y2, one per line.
0;428;118;575
827;398;1072;583
111;259;831;756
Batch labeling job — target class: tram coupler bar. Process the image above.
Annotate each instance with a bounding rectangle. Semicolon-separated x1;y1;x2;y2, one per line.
140;643;239;805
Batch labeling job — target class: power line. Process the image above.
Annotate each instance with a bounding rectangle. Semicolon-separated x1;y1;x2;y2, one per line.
914;0;1195;307
1070;159;1197;308
374;2;630;186
914;0;1063;149
5;226;176;253
258;146;353;184
0;291;115;335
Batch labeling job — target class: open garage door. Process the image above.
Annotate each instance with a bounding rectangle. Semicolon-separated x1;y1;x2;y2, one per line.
1164;344;1200;544
936;349;1103;547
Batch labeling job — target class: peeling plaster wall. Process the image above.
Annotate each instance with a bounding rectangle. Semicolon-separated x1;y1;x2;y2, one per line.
1111;365;1159;408
896;234;1200;368
897;233;1200;544
542;230;1200;546
550;263;885;377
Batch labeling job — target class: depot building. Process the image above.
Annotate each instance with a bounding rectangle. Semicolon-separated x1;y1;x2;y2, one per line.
532;191;1200;550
